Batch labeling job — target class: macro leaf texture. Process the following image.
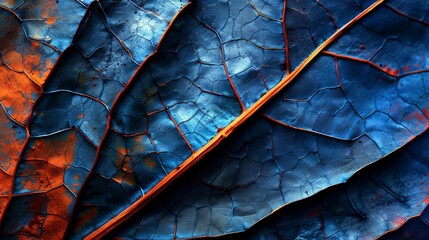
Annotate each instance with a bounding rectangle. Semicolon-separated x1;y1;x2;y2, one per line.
0;0;428;239
0;0;87;223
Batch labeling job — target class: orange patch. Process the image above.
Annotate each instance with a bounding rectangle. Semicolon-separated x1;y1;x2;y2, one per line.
112;171;125;185
0;65;41;124
403;110;429;132
423;108;429;117
117;146;129;156
0;171;13;195
384;67;399;76
424;196;429;205
20;42;56;86
40;0;59;26
0;109;26;175
41;187;74;239
122;155;134;173
46;186;74;217
16;194;46;236
19;161;64;192
131;135;145;152
145;157;156;169
25;130;78;168
3;50;24;71
392;216;406;227
0;197;8;221
123;173;137;186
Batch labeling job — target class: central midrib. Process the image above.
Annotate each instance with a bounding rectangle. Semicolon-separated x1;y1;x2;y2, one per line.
84;1;386;239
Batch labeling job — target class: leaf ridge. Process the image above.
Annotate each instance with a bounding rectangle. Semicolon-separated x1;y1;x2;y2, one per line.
84;1;385;239
62;1;193;238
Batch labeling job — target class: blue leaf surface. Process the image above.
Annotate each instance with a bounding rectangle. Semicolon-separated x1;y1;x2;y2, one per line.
0;0;428;239
96;1;429;239
66;0;395;238
237;129;429;239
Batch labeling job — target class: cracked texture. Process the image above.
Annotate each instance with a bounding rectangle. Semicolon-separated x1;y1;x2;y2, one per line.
67;1;396;238
0;0;189;239
1;0;428;239
103;1;429;239
110;115;429;239
379;206;429;239
238;129;429;239
0;0;86;225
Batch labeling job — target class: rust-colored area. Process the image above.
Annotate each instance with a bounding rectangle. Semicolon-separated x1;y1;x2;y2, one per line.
144;157;156;169
16;194;45;236
403;110;429;133
122;155;134;173
0;130;78;227
424;195;429;205
0;197;7;219
0;15;51;125
0;2;68;230
0;108;26;177
40;0;59;26
25;42;56;85
116;146;129;157
391;216;407;227
0;66;41;124
381;64;399;76
14;187;73;240
25;130;78;168
324;51;414;78
131;135;145;153
18;160;63;192
113;153;137;186
0;106;26;221
3;50;23;71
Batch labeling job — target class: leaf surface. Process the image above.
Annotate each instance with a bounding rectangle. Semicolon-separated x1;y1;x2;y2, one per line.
110;127;429;239
73;0;429;238
0;0;428;239
0;0;189;238
379;206;429;240
231;129;429;239
0;0;86;221
63;0;391;238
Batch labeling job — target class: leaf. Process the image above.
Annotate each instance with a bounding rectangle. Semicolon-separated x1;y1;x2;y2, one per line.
69;0;429;238
0;0;428;239
110;127;429;239
232;129;429;239
0;1;189;238
0;0;86;221
379;206;429;239
65;0;392;238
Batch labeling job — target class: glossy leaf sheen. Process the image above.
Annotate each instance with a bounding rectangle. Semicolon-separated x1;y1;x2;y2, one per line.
68;1;392;237
107;0;429;239
0;0;427;239
68;0;286;237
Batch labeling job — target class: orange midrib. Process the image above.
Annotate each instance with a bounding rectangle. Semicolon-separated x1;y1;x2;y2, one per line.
86;1;385;239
